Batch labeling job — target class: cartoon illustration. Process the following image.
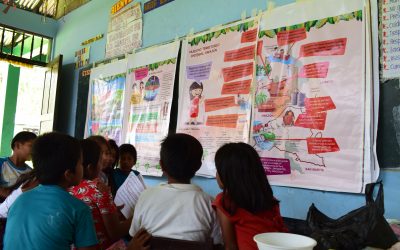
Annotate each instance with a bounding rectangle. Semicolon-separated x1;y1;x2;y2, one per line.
189;81;204;125
144;76;160;101
131;81;144;104
282;110;295;126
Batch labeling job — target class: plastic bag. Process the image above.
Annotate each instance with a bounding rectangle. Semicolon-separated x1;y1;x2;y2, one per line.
307;181;398;250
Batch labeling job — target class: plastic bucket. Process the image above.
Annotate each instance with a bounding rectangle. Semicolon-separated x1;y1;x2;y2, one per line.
254;232;317;250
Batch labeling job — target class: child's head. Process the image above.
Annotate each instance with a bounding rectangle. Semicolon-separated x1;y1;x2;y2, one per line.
108;139;119;168
119;144;137;172
160;133;202;183
189;81;203;100
215;142;278;214
88;135;111;171
81;139;101;180
11;131;37;160
32;132;82;186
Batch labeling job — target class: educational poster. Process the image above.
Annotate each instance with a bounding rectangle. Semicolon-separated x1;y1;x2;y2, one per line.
105;2;142;58
381;0;400;78
177;18;259;177
86;60;127;144
252;0;372;192
124;41;180;176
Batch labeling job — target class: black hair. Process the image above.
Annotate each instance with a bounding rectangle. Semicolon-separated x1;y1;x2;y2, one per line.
88;135;110;151
160;133;202;182
11;131;37;149
189;81;203;100
81;139;101;179
215;142;278;215
108;139;119;168
32;132;81;185
119;144;137;162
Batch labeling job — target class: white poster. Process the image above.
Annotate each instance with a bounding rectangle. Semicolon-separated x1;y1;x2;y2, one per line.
177;18;259;177
105;2;142;58
123;41;180;176
252;0;377;192
86;59;128;144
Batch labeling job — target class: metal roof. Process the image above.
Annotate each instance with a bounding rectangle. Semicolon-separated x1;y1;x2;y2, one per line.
2;0;58;17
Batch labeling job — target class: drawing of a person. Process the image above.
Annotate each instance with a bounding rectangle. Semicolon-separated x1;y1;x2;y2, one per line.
139;81;145;100
283;110;295;126
189;81;203;125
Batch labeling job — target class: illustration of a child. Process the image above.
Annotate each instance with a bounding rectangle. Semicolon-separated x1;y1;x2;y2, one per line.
189;81;204;125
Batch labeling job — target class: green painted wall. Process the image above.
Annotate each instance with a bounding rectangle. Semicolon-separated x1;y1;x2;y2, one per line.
0;65;20;156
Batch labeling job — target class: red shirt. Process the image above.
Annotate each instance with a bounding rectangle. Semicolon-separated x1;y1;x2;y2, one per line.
213;193;288;250
70;179;117;249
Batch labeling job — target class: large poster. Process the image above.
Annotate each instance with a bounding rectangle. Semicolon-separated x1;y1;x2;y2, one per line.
105;2;142;58
252;0;375;192
124;41;180;176
177;18;259;177
86;60;127;144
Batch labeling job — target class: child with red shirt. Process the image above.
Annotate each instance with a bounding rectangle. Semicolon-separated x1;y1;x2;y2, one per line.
213;143;288;250
70;139;139;249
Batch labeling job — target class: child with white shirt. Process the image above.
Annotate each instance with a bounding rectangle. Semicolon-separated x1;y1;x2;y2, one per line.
129;133;222;245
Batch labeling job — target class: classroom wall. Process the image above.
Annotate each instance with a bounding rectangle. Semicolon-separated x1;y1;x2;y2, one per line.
53;0;400;220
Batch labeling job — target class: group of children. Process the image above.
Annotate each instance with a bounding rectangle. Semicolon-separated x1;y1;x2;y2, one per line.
0;131;288;250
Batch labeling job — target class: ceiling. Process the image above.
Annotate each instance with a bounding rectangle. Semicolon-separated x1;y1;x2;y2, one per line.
1;0;91;19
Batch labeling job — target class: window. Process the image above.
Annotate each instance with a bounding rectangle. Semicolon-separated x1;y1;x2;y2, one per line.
0;24;52;65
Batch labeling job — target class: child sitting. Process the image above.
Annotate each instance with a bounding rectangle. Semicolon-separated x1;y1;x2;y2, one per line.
112;144;143;195
88;136;113;187
0;131;37;199
129;133;222;244
70;139;131;249
3;132;98;250
213;143;288;250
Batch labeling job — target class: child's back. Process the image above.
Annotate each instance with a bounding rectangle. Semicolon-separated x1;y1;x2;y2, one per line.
5;184;96;250
213;142;287;250
129;133;221;244
131;182;219;242
3;132;98;250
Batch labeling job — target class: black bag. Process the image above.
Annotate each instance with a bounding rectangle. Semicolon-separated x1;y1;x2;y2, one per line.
307;181;398;250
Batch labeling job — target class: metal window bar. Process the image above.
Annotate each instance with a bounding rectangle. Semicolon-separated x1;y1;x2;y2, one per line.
0;27;4;54
10;30;15;55
30;35;35;59
20;33;25;57
39;36;43;62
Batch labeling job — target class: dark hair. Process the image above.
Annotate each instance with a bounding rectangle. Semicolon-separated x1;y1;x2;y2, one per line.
88;135;110;151
11;131;37;149
160;133;202;182
81;139;101;179
119;144;137;161
32;132;81;185
215;142;278;214
108;139;119;168
189;81;203;100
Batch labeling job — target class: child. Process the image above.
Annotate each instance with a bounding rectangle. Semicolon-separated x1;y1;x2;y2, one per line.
112;144;142;194
108;139;119;169
213;142;287;250
189;81;203;125
3;132;99;250
130;133;222;245
0;170;38;218
0;131;37;198
70;139;132;249
88;136;113;186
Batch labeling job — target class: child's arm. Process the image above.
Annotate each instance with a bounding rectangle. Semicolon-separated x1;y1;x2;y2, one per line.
216;209;239;250
102;212;132;241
